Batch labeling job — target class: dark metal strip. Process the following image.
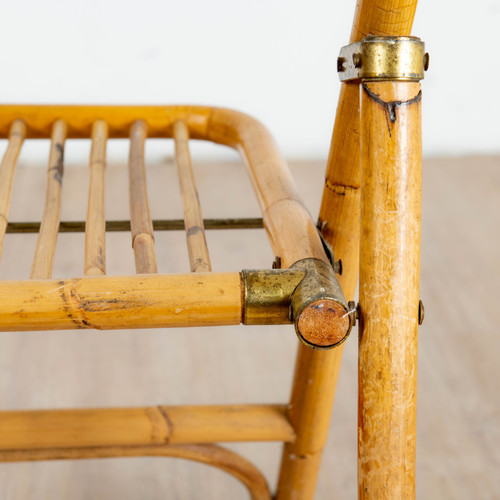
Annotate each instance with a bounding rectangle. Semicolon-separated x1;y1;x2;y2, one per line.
6;218;264;234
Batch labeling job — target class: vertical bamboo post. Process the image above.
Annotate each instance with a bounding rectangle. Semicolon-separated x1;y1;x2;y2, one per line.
0;120;26;262
128;120;157;274
358;81;422;498
173;120;211;272
277;2;419;499
85;120;108;276
31;120;67;279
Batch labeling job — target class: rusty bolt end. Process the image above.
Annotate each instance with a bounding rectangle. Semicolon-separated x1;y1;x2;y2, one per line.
418;300;425;325
423;52;430;71
352;53;362;68
337;57;346;72
296;299;350;349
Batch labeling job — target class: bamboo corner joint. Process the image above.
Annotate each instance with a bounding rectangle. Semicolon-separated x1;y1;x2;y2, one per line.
243;258;354;350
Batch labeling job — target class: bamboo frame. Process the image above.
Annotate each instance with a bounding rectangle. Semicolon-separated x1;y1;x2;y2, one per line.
0;0;424;491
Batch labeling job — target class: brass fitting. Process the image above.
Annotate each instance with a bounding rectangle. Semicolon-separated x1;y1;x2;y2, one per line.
242;258;354;349
337;35;428;82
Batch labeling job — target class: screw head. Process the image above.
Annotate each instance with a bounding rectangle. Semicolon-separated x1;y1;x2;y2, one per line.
423;52;430;71
352;53;362;69
418;300;425;325
337;57;346;72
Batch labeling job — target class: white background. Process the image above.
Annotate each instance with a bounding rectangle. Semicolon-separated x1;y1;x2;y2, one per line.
0;0;499;159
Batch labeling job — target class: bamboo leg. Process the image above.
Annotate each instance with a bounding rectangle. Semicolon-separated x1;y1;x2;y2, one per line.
85;120;108;276
31;120;67;279
358;81;422;498
128;119;157;274
277;3;417;498
0;120;26;262
173;120;211;272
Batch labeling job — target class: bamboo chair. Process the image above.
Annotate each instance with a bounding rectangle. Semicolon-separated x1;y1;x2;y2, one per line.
0;0;426;498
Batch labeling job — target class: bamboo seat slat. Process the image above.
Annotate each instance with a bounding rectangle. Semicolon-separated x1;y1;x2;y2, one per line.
173;120;211;272
0;120;26;262
85;120;108;276
128;119;157;274
30;119;67;280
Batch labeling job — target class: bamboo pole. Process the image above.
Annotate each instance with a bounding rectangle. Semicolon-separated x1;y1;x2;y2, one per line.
129;119;157;274
173;120;211;272
30;120;67;279
318;0;419;297
358;81;421;499
0;444;272;500
85;120;108;276
0;273;242;331
273;2;421;499
0;404;294;450
0;120;26;262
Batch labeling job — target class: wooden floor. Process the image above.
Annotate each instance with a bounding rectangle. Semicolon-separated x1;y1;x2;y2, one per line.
0;152;498;499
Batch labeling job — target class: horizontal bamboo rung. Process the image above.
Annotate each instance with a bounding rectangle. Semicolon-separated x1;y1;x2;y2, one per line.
0;405;294;451
0;273;242;331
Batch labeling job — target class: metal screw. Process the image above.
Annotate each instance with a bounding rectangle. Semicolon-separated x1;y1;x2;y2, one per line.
423;52;430;71
337;57;346;72
418;300;425;325
333;259;343;276
352;53;362;69
348;300;359;326
272;256;281;269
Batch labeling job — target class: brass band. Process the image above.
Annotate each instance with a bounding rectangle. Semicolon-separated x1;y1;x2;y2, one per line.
337;35;427;82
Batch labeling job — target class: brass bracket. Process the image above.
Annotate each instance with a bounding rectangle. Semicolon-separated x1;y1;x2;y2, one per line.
242;259;355;349
337;36;428;82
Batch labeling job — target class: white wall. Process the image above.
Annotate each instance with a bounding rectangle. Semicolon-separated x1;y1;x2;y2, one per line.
0;0;498;159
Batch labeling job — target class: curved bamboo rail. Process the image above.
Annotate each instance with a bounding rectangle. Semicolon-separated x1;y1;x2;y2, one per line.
0;444;271;500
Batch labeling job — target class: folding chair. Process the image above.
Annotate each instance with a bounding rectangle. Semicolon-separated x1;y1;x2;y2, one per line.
0;0;426;497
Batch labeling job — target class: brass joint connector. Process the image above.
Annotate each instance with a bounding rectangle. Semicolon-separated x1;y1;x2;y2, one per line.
242;259;354;350
337;35;428;82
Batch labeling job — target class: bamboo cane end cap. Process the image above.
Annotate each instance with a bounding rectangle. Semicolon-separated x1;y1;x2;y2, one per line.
296;299;350;348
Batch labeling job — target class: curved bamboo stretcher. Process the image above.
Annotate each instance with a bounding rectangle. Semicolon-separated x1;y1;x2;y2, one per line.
0;0;423;498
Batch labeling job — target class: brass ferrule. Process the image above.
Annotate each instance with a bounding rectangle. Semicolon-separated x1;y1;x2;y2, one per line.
242;259;354;349
337;35;427;82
